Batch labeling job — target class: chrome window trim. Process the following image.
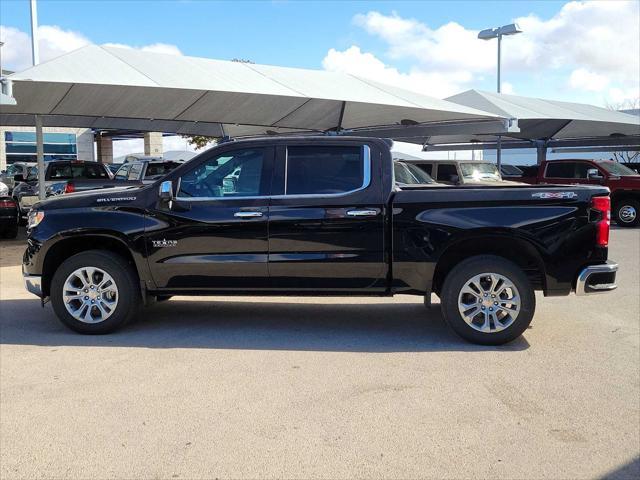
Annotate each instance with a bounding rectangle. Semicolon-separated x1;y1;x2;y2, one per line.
174;144;371;202
277;144;371;199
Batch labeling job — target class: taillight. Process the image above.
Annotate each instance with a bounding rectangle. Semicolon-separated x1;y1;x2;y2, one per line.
592;196;610;247
64;182;75;193
0;199;17;208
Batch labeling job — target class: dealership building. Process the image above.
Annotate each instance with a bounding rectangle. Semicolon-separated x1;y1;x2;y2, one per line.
0;125;165;171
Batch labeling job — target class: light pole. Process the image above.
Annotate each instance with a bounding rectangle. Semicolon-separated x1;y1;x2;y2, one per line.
478;23;522;169
30;0;47;200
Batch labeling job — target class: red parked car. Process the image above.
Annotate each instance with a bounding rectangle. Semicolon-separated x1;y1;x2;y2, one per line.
519;159;640;227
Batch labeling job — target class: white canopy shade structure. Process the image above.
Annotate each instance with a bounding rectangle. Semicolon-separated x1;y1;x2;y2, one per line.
365;90;639;158
0;45;505;138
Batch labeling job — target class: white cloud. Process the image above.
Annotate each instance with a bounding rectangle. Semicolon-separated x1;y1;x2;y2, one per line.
102;42;182;56
501;82;515;95
568;68;609;92
0;25;182;72
325;1;639;104
323;45;472;98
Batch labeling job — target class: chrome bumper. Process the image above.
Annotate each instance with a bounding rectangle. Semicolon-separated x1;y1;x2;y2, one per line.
23;273;43;298
576;261;618;296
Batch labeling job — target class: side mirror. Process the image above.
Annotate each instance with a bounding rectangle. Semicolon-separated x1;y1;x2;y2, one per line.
587;169;604;180
14;174;25;183
159;180;174;201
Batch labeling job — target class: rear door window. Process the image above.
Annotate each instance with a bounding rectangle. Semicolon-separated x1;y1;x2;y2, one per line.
285;146;365;195
436;164;458;183
545;162;577;178
416;163;433;176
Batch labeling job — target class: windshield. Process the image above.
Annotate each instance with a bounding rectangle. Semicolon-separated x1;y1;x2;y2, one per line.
26;167;38;181
394;161;435;185
459;162;502;182
598;161;639;176
5;164;21;176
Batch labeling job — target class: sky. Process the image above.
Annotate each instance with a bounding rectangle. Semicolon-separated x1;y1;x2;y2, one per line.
1;0;639;156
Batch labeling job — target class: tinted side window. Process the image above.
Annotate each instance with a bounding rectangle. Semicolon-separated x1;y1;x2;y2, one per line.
545;162;576;178
178;149;267;198
416;163;433;175
286;146;363;195
84;164;109;179
436;164;458;182
115;165;131;180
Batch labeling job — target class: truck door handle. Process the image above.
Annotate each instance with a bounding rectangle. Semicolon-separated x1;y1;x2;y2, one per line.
346;209;378;217
234;211;263;218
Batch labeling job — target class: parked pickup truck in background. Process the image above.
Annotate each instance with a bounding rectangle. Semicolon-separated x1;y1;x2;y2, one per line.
405;159;517;185
113;159;184;184
517;159;640;227
23;137;618;345
12;160;141;219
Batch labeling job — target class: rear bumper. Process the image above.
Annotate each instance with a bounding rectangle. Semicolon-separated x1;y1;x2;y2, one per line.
576;261;618;295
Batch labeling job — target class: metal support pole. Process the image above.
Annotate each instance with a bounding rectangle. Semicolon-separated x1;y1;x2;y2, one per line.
30;0;40;66
496;136;502;170
35;115;46;200
536;141;548;165
497;34;501;93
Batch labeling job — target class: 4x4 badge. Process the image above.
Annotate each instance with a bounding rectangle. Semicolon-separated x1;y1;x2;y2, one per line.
532;192;577;199
152;239;177;248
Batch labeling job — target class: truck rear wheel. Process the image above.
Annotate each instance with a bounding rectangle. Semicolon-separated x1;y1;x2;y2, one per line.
439;255;536;345
614;199;639;227
50;250;140;334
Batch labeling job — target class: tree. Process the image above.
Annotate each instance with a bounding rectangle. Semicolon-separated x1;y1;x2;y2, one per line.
181;135;219;150
606;98;640;163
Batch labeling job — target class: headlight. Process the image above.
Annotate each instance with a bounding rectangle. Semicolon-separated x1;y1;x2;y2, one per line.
27;210;45;229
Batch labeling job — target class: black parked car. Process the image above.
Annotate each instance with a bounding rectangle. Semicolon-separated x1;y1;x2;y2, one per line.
0;196;19;239
22;137;617;345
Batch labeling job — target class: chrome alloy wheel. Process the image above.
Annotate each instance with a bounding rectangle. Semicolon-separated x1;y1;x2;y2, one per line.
619;205;637;223
63;267;119;323
457;272;521;333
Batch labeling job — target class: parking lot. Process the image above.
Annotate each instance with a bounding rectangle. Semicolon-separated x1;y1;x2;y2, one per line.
0;227;638;479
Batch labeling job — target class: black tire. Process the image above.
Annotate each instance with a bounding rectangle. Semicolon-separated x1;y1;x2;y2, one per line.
50;250;140;334
440;255;536;345
613;199;640;228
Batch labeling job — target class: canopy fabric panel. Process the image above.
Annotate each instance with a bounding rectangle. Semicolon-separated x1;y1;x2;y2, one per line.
0;45;498;136
443;90;640;142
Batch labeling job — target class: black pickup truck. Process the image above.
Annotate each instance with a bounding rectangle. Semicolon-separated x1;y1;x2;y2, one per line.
23;137;618;345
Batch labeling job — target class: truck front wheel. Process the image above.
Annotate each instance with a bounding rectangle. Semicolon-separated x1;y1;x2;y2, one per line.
50;250;140;334
614;200;639;227
439;255;536;345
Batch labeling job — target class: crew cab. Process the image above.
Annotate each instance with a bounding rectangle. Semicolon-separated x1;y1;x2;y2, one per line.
23;137;618;345
518;159;640;227
12;160;141;219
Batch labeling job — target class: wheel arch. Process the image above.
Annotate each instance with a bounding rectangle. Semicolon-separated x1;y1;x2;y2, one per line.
41;233;143;298
432;233;547;296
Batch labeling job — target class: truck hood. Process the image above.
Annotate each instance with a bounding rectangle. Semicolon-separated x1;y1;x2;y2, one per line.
34;185;146;211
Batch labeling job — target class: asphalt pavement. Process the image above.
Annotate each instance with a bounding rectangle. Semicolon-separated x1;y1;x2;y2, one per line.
1;227;638;479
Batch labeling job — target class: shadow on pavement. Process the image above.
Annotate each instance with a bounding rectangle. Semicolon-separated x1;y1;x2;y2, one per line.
0;298;530;353
601;456;640;480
